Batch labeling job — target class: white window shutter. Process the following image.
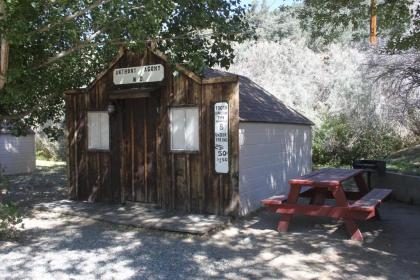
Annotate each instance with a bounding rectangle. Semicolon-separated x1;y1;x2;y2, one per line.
88;112;99;149
88;111;109;150
170;107;199;151
185;108;199;150
100;112;109;150
171;108;186;150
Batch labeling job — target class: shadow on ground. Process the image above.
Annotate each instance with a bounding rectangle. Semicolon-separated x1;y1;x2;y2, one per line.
1;162;419;279
2;162;67;212
2;202;420;279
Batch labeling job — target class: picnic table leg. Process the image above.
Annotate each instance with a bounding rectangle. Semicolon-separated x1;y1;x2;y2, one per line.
277;184;301;232
344;220;364;241
277;215;292;232
332;185;364;241
354;173;369;195
374;205;382;220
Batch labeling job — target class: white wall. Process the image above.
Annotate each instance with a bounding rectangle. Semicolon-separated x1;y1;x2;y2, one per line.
238;122;312;215
0;133;36;175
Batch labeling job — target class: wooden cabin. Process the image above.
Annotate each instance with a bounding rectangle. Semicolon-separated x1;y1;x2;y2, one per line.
65;47;313;216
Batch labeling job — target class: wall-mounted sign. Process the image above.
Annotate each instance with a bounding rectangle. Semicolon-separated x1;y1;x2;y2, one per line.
214;102;229;174
113;64;164;85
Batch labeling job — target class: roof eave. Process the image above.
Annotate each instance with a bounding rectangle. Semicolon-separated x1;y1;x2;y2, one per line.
63;88;87;95
239;119;314;126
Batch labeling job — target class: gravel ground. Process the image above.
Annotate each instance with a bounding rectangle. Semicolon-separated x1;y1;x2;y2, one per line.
2;160;68;212
1;161;420;279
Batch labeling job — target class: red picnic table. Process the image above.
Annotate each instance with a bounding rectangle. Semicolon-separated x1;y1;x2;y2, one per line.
262;168;392;241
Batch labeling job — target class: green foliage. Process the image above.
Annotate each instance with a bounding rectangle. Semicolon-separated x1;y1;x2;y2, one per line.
385;144;420;176
0;164;7;191
0;0;251;138
313;114;404;165
35;150;53;161
298;0;418;51
35;121;67;161
35;133;67;161
0;168;22;239
246;3;306;42
0;202;22;239
298;0;368;48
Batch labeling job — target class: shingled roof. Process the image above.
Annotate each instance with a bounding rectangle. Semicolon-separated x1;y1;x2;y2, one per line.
203;69;313;126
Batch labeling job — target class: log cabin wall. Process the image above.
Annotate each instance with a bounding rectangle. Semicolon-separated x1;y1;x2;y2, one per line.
65;48;240;215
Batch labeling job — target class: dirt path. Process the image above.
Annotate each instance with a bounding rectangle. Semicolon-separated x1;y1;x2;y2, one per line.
2;160;68;211
1;201;420;280
1;162;419;279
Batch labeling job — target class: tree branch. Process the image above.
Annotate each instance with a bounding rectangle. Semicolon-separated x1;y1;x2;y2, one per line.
370;52;420;109
37;0;112;33
0;112;28;120
0;0;4;21
36;29;103;69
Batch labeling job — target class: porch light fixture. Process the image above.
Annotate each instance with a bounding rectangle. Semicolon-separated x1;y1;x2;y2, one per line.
107;103;116;114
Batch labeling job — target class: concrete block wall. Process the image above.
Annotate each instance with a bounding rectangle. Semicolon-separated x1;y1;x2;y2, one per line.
238;122;312;215
372;172;420;206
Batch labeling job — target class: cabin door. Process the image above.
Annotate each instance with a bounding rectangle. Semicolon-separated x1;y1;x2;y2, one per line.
117;96;158;203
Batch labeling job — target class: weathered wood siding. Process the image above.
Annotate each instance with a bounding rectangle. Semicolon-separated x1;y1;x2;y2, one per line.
65;48;240;215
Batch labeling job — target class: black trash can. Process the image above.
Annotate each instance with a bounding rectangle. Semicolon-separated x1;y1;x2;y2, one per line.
352;160;386;189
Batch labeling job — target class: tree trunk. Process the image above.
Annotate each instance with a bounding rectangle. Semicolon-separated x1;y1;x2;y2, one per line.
369;0;377;45
0;0;9;90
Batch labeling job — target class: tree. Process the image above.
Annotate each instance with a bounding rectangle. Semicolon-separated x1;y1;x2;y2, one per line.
0;0;249;137
0;0;8;90
233;3;418;147
300;0;418;51
369;51;420;136
369;0;377;45
299;0;420;128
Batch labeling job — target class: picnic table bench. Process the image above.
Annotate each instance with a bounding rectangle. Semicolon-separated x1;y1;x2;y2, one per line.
261;168;392;241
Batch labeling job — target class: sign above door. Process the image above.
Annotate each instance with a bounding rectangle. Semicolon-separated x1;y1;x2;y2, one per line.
113;64;164;85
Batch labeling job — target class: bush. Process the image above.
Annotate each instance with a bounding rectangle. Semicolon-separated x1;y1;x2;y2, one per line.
0;202;22;239
35;126;67;161
313;114;404;166
0;169;23;239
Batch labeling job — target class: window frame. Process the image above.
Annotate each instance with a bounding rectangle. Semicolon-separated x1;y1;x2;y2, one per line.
87;111;110;152
169;105;200;153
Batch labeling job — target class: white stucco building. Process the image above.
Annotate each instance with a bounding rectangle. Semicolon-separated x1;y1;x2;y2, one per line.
232;75;313;215
0;128;36;175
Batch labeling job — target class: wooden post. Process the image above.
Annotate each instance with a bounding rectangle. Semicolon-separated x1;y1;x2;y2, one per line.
369;0;377;45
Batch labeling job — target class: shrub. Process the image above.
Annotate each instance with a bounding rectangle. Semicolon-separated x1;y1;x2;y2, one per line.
0;202;22;239
35;126;67;161
313;114;404;166
0;168;23;239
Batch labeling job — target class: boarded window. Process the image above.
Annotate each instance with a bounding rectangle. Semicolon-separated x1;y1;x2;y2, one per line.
170;107;199;151
88;112;109;150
